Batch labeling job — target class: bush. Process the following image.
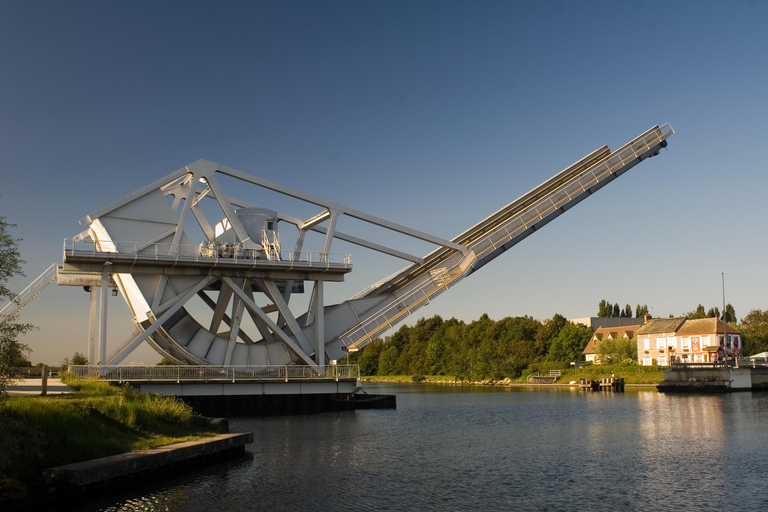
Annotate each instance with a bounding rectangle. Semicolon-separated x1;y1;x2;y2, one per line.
411;374;425;383
530;361;569;374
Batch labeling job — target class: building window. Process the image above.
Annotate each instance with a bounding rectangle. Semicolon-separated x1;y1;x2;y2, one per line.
692;337;700;351
644;339;650;350
682;338;690;352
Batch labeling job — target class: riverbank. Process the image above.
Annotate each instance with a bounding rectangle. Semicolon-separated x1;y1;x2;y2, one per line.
0;377;228;503
362;365;663;387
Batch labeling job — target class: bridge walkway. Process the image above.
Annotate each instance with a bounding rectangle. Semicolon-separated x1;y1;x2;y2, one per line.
338;125;673;351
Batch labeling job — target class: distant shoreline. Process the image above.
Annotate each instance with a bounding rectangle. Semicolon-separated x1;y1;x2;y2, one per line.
361;376;659;388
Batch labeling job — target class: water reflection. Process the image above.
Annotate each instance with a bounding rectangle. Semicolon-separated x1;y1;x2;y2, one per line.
82;387;768;512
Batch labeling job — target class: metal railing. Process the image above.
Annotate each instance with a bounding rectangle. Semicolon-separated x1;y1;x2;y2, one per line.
338;125;673;350
0;263;58;324
63;239;352;268
69;364;360;383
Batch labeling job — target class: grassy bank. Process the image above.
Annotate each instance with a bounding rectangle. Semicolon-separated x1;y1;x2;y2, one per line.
0;377;223;494
552;364;663;385
361;364;664;386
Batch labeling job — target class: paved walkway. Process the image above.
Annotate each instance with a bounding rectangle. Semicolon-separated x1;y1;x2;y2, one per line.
5;378;75;396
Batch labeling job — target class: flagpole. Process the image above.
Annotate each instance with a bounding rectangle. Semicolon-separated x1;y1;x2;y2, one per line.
722;272;727;368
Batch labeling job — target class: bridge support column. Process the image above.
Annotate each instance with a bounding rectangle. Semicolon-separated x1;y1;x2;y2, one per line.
314;280;324;366
88;286;97;365
99;267;109;365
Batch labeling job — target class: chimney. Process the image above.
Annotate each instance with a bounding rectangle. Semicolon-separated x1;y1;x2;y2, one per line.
644;314;652;323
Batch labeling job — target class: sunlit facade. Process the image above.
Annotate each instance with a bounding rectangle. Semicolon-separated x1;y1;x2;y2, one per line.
637;317;742;366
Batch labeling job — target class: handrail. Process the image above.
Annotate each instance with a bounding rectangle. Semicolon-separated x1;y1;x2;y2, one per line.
63;239;352;268
69;364;360;382
339;125;673;350
0;263;58;324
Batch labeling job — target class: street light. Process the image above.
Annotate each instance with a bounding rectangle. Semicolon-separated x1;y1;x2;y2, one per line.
342;346;358;365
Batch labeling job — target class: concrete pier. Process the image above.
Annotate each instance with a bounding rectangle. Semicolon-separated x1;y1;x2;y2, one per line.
658;365;768;392
43;432;253;489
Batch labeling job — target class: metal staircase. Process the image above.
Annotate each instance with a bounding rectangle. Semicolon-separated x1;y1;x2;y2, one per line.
0;263;58;325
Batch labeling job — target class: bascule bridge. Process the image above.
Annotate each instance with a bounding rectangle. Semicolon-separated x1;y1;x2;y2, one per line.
2;124;673;403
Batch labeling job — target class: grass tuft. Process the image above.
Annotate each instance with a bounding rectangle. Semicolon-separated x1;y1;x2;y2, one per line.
0;377;221;484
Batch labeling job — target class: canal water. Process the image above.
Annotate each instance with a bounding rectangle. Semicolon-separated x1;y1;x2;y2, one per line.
82;384;768;511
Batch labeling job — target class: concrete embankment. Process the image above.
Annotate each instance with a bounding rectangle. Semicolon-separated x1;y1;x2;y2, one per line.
659;366;768;392
43;431;253;491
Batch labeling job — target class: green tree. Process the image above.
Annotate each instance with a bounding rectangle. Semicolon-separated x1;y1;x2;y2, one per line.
0;212;33;399
635;304;649;318
356;338;384;376
595;337;638;363
707;307;720;319
598;300;609;317
547;323;593;362
401;315;443;376
624;304;632;318
739;309;768;356
377;344;402;375
612;304;620;318
534;313;567;359
724;304;736;324
70;352;88;365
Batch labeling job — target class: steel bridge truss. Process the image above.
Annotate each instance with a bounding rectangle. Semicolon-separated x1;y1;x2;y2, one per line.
55;124;672;370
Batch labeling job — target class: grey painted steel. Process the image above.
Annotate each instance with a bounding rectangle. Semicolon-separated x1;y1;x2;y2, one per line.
327;124;674;355
0;262;57;324
59;124;672;371
69;364;360;389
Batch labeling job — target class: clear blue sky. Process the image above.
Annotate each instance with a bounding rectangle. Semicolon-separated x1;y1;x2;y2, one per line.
2;0;767;364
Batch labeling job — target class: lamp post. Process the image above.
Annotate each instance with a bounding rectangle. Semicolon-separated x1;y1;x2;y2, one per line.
342;346;358;365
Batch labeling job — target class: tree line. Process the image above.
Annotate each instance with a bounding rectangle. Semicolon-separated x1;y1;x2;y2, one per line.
597;300;648;318
684;303;736;323
349;313;593;380
350;300;768;379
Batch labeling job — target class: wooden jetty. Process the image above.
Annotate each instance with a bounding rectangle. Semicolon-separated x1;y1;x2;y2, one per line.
578;377;624;392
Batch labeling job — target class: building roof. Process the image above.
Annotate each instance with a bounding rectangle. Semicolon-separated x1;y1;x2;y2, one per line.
636;317;686;335
584;326;638;354
593;326;639;339
583;337;599;355
675;317;742;336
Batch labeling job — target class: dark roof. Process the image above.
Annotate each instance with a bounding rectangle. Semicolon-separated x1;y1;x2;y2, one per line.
636;317;686;335
676;318;742;336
